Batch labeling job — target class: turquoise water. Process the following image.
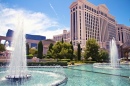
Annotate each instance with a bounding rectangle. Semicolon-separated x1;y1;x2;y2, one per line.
65;64;130;86
0;64;130;86
0;67;67;86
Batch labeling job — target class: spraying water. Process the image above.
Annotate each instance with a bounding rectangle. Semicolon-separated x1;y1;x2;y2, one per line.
1;17;67;85
93;38;120;69
6;20;30;79
110;38;119;68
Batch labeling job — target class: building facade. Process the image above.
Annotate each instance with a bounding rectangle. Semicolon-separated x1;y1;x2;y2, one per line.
53;30;70;42
5;29;46;48
70;0;117;49
42;39;55;54
117;24;130;59
117;24;130;44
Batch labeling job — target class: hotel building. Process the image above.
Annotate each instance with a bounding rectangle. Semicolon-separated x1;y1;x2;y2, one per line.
117;24;130;58
53;0;130;54
70;0;117;49
117;24;130;43
53;30;70;42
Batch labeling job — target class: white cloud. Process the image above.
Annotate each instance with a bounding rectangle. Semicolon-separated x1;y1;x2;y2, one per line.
0;4;69;39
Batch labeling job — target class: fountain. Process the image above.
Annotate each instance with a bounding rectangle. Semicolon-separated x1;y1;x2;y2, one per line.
93;38;121;69
0;20;67;86
5;22;31;79
110;38;120;68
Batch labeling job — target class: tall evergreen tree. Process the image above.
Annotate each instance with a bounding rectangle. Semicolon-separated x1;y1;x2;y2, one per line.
37;41;43;59
26;43;29;55
61;37;64;43
77;43;81;61
70;41;74;60
47;43;54;58
48;43;53;51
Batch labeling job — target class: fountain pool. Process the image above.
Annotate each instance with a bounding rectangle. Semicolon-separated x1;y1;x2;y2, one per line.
93;38;121;69
0;20;67;86
1;64;130;86
0;67;67;86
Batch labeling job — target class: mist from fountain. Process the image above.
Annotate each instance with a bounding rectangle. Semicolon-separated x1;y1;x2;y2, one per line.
0;18;68;85
93;38;120;69
110;38;119;68
6;21;30;79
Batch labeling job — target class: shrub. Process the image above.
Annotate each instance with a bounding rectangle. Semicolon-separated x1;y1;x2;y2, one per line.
58;59;70;62
27;54;33;59
84;61;96;63
27;62;67;66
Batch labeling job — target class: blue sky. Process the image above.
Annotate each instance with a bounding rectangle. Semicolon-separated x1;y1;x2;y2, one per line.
0;0;130;39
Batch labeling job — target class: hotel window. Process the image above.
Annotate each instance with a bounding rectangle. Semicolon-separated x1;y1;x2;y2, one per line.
86;6;88;9
101;12;103;15
94;10;96;13
91;15;93;18
89;7;91;10
85;5;86;8
73;8;75;11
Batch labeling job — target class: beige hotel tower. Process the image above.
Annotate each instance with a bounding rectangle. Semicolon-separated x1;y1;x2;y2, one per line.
70;0;117;49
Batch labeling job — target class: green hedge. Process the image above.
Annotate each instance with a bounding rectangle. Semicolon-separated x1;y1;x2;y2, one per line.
0;62;67;66
84;61;96;63
58;59;70;62
27;54;33;59
27;62;67;66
